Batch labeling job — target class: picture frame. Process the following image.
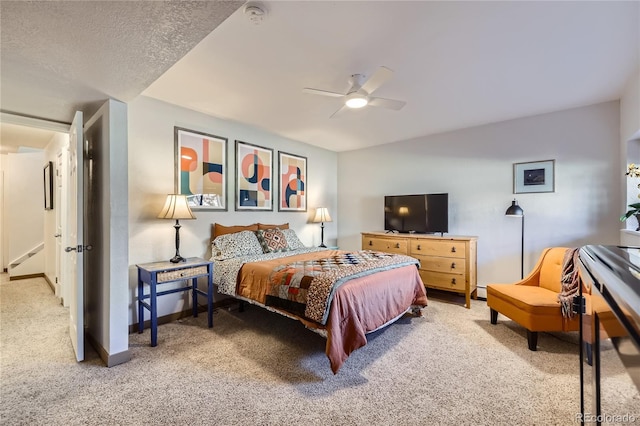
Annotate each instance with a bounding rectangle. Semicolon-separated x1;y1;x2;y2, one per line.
513;159;555;194
235;140;273;211
43;161;53;210
174;127;228;210
278;151;307;212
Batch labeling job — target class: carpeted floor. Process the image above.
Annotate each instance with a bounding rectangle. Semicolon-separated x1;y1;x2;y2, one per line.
1;275;637;425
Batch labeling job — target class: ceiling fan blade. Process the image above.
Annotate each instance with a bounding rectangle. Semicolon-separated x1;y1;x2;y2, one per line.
302;88;344;98
360;66;393;95
368;97;406;111
329;104;349;118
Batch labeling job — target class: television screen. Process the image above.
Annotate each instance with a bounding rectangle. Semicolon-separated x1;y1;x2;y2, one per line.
384;193;448;234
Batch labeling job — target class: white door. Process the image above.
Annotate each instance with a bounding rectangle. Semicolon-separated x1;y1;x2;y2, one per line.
55;151;64;302
66;111;84;362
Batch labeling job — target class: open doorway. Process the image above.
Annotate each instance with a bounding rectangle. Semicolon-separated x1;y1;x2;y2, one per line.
0;114;70;300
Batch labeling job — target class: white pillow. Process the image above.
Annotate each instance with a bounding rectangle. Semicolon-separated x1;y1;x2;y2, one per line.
212;230;264;260
281;228;306;250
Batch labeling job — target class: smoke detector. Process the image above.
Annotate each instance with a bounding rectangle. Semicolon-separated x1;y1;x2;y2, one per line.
244;3;267;25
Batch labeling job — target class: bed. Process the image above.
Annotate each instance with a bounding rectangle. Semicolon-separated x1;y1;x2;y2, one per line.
210;223;428;373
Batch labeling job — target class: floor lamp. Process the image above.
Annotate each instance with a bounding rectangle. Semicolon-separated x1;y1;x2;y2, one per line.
505;199;524;279
158;194;196;263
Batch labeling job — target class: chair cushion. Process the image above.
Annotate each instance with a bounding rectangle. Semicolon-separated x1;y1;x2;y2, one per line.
538;247;567;292
487;283;562;316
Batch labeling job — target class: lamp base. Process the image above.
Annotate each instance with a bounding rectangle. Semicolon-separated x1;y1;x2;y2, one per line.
170;254;186;263
318;243;327;248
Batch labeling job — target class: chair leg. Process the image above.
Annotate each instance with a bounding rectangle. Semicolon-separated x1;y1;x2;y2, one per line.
490;308;498;324
527;330;538;351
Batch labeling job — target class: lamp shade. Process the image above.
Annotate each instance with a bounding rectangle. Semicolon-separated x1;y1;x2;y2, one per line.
158;194;196;220
313;207;332;223
505;199;524;217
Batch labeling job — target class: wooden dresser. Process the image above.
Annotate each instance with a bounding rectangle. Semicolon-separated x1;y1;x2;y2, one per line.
362;232;478;308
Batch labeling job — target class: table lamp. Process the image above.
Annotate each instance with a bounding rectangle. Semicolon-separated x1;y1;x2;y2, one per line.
158;194;196;263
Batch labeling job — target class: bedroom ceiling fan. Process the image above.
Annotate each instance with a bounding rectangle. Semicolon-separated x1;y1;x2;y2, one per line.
303;66;406;118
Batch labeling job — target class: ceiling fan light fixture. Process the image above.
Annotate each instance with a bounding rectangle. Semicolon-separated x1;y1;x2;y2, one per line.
345;93;368;109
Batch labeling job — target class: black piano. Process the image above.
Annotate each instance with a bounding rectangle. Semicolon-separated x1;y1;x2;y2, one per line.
578;245;640;425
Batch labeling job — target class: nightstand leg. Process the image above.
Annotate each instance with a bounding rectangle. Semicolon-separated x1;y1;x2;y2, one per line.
150;280;157;347
207;264;213;328
137;274;143;334
192;277;198;318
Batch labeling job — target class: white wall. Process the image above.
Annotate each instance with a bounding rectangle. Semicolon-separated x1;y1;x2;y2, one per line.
128;96;338;323
338;101;621;293
5;151;45;268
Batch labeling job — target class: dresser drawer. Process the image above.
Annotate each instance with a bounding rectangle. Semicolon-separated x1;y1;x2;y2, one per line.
419;270;465;291
410;240;465;258
413;255;466;274
157;266;208;283
362;236;408;254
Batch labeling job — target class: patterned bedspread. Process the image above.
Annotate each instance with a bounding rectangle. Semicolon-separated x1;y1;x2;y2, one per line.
214;247;326;296
266;251;419;324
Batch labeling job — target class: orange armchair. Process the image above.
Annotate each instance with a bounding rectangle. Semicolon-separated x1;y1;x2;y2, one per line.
487;247;582;350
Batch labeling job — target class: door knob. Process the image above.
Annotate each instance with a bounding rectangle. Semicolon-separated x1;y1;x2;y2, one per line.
65;245;93;253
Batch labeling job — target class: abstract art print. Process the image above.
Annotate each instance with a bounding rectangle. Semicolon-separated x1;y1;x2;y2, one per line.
513;159;555;194
278;151;307;212
175;127;227;210
235;140;273;211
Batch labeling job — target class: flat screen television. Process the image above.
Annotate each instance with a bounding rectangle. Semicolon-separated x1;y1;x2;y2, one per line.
384;193;448;234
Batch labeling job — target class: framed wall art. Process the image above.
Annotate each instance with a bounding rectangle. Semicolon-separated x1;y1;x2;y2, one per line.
513;159;555;194
235;140;273;211
278;151;307;212
43;161;53;210
174;127;228;210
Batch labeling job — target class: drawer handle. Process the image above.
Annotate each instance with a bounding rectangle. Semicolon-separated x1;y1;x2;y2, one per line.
416;244;421;250
451;278;457;285
451;246;456;253
369;240;373;246
395;243;400;248
451;262;456;269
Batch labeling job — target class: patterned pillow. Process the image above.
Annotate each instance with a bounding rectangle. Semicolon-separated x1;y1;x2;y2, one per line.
255;228;289;253
212;230;264;260
281;229;305;250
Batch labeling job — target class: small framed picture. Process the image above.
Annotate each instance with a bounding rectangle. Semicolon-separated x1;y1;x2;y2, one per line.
278;151;307;212
174;127;228;210
43;161;53;210
513;160;555;194
235;140;273;211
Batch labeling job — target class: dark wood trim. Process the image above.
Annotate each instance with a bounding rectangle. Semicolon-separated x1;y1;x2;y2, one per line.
9;272;45;281
43;274;55;293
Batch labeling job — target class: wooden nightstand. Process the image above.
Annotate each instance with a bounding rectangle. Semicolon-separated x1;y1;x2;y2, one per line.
136;257;214;346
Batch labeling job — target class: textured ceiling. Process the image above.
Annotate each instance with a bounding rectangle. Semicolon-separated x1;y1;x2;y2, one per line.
0;0;243;153
1;1;639;154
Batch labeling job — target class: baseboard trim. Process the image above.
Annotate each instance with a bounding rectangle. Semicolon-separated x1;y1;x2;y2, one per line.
42;274;55;293
85;332;131;367
9;272;45;281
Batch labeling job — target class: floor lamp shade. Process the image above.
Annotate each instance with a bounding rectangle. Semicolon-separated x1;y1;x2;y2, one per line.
313;207;332;248
158;194;196;263
505;199;525;279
